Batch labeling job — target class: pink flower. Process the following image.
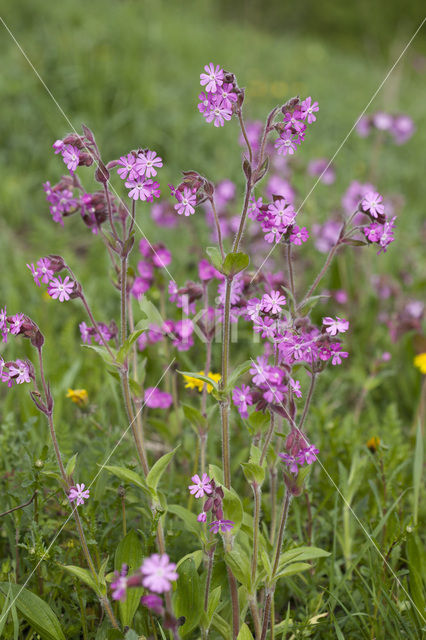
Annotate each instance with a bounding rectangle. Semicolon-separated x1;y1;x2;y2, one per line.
298;445;319;465
246;297;265;321
322;317;349;336
289;378;302;398
125;178;154;201
283;111;305;132
188;473;213;498
61;145;80;172
9;313;24;335
279;453;299;474
290;226;309;245
232;384;253;419
135;150;163;178
209;519;234;534
253;316;276;339
8;360;31;384
198;259;221;282
117;154;138;180
274;131;297;156
140;554;178;593
144;387;173;409
111;565;128;601
197;512;207;523
68;483;90;506
200;63;224;93
48;276;74;302
262;291;286;315
141;594;164;614
52;139;64;154
204;103;233;128
300;97;319;123
152;246;171;268
174;187;196;216
218;83;237;109
268;199;295;227
361;192;385;218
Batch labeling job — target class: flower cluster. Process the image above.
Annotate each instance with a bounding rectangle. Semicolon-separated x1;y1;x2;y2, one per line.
359;191;396;254
249;196;309;246
0;308;41;387
279;428;319;476
188;474;234;533
115;149;162;201
53;137;94;174
274;97;319;156
27;256;78;302
356;112;415;145
130;238;171;299
199;63;240;127
79;320;117;346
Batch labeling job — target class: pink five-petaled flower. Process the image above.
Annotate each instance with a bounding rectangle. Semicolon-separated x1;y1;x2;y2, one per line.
62;145;80;172
144;387;173;409
174;187;197;216
232;384;253;419
204;103;233;128
48;276;74;302
9;313;24;335
290;226;309;245
274;131;297;156
298;445;319;465
125;177;154;201
197;512;207;523
209;519;234;534
361;192;385;218
188;473;213;499
117;154;138;180
322;316;349;336
289;378;302;398
300;97;319;123
135;150;163;178
111;565;128;601
140;554;178;594
68;483;90;506
267;199;295;227
200;63;224;93
262;291;287;315
279;453;300;474
8;360;31;384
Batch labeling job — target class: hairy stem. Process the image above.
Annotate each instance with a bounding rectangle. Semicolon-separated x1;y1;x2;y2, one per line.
210;197;225;261
237;110;253;165
300;242;340;305
298;373;316;433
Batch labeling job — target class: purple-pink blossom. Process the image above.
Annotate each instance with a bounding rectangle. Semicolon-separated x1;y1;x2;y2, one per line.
262;291;286;315
200;63;224;93
322;317;349;336
144;387;173;409
140;554;178;593
48;276;74;302
7;360;31;385
290;226;309;245
111;565;128;601
232;384;253;419
68;483;90;506
61;145;80;172
174;187;197;216
361;192;385;218
209;519;235;534
188;473;213;499
135;150;163;178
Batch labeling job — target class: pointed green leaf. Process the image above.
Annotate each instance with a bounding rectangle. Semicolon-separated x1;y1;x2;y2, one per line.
65;453;78;477
102;465;151;498
167;504;201;538
139;296;164;327
0;582;66;640
237;623;254;639
116;328;146;365
115;530;144;627
274;561;312;580
226;360;252;392
62;565;100;594
222;252;250;276
173;558;203;636
146;446;179;493
81;343;117;365
206;246;224;272
182;404;208;430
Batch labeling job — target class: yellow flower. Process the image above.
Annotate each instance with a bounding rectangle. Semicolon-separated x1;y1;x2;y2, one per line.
66;388;88;407
183;371;221;393
366;436;380;453
414;352;426;375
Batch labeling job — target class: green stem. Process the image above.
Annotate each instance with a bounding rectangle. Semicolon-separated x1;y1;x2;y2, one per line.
298;374;316;433
210;197;225;261
251;483;261;585
259;409;275;466
287;243;295;302
300;242;340;306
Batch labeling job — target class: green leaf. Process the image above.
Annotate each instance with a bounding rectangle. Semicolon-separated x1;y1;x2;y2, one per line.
297;294;329;316
226;360;252;392
102;465;152;498
0;582;66;640
65;453;78;477
167;504;201;538
81;343;116;365
274;562;312;580
182;403;208;430
205;586;221;625
124;631;139;640
222;487;244;534
248;411;270;434
277;546;330;573
62;565;100;594
116;328;146;365
139;295;164;327
211;612;231;639
241;462;265;486
173;558;203;636
115;530;144;627
176;550;204;571
413;420;423;525
222;252;250;276
206;246;223;272
237;623;255;640
225;547;252;590
178;370;220;391
146;446;179;493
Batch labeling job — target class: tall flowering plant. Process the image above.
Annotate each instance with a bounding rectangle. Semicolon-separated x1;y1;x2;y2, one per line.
1;64;398;639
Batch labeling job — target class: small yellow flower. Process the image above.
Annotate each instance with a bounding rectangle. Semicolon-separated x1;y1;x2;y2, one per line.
66;388;89;407
366;436;380;453
414;353;426;375
183;371;221;394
